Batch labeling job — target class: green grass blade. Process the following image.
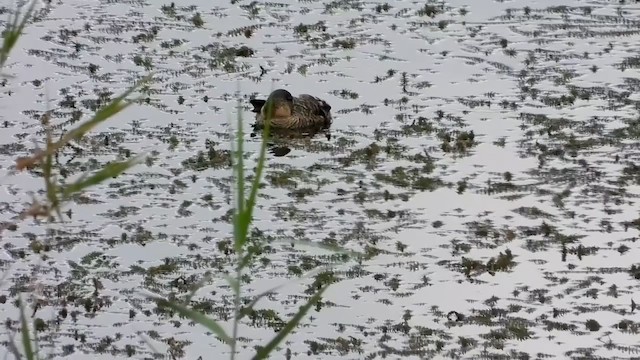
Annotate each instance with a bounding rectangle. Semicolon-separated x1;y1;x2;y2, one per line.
252;284;329;360
15;75;151;171
59;75;151;146
0;1;36;69
61;156;142;198
138;333;162;355
185;272;212;303
236;282;291;322
238;252;252;270
150;296;233;345
6;334;23;359
237;267;325;321
241;102;271;241
14;1;36;43
235;98;272;253
18;295;35;360
224;274;240;296
233;97;246;253
42;112;62;221
31;324;40;360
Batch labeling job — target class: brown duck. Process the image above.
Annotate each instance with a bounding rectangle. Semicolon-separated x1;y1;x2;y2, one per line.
250;89;332;130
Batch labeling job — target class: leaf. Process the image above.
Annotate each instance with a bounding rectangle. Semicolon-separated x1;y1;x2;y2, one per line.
61;156;143;198
42;110;62;221
234;97;272;253
138;333;163;355
15;75;152;171
60;75;151;144
0;0;37;69
18;295;35;360
185;272;212;303
224;274;240;296
237;266;326;321
6;334;22;360
232;98;246;253
252;284;328;360
150;296;233;345
240;100;271;246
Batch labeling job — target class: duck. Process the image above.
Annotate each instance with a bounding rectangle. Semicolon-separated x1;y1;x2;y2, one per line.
249;89;332;131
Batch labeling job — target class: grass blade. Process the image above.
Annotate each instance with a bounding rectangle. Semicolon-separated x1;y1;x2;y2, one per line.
138;333;162;356
150;296;233;345
237;266;326;321
41;111;62;221
15;75;151;171
235;98;272;253
241;102;271;242
252;284;329;360
233;97;246;253
18;295;35;360
224;274;240;296
236;281;291;322
31;325;40;360
184;271;212;303
59;75;151;144
61;156;143;198
0;1;36;69
6;333;22;360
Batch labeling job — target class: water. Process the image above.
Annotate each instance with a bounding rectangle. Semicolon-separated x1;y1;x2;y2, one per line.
1;0;640;359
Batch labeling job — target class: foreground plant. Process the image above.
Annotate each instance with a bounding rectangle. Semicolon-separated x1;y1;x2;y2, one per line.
0;0;35;70
4;78;150;357
2;2;346;359
0;3;152;359
149;98;335;360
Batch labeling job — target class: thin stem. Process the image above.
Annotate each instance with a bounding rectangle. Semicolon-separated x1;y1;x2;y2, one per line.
230;258;242;360
230;95;243;360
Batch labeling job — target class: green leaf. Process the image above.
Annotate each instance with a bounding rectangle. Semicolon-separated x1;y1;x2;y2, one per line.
252;284;328;360
16;75;152;170
233;97;273;253
240;100;271;247
6;334;22;360
185;272;212;303
61;156;143;198
18;295;35;360
224;274;240;296
237;266;326;322
59;75;151;146
150;296;233;345
42;112;62;221
233;98;246;253
138;333;162;356
0;1;36;69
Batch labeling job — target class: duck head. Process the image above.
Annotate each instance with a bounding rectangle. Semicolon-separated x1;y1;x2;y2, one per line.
264;89;294;119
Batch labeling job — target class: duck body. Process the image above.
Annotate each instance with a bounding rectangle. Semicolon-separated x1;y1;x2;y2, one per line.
250;89;332;130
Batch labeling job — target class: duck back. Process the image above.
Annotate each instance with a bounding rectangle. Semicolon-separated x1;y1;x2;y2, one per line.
294;94;332;129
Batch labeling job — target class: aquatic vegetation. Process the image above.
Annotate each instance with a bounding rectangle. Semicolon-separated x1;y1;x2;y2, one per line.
417;3;442;18
181;139;232;171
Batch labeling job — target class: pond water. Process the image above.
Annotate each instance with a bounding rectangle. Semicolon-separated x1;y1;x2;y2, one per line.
2;0;640;359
